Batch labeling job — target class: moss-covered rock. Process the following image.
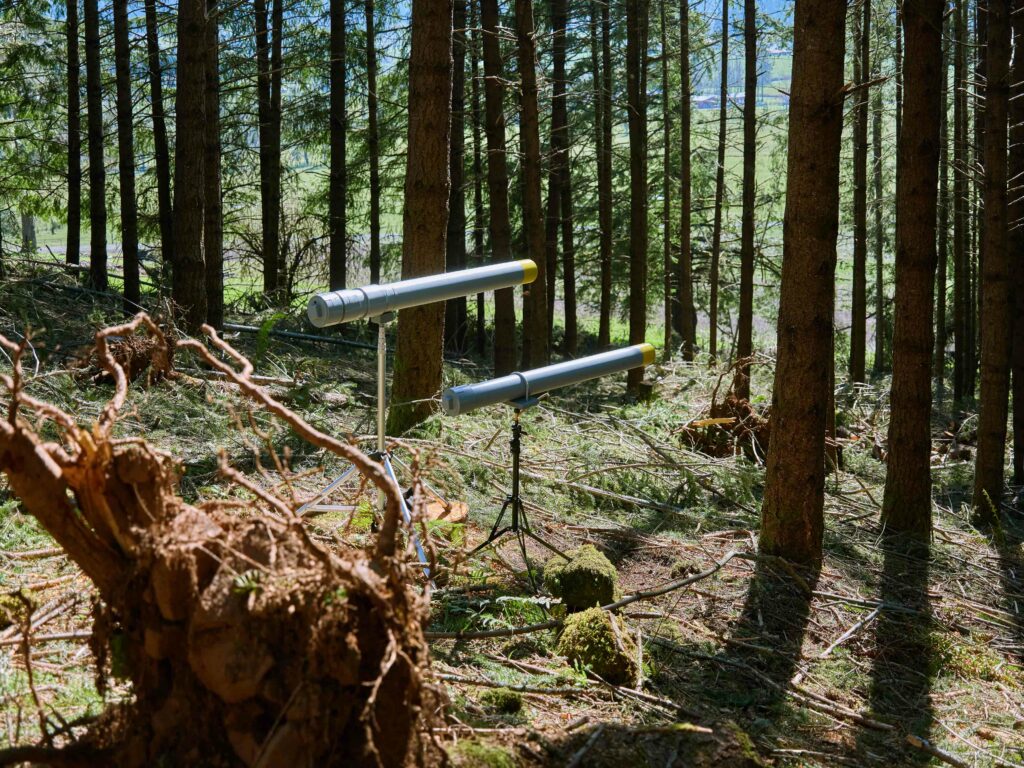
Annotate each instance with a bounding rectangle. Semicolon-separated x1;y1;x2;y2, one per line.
557;607;638;685
480;687;523;714
450;740;517;768
544;545;617;611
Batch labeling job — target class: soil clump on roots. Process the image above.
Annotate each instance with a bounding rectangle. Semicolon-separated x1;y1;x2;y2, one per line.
0;315;434;767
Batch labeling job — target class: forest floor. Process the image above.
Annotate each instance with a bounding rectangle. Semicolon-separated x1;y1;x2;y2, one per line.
0;265;1022;768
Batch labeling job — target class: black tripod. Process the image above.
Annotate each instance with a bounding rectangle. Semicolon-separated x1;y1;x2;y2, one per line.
471;406;568;590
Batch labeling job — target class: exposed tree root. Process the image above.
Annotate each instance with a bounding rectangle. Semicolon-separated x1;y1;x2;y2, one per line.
0;314;434;767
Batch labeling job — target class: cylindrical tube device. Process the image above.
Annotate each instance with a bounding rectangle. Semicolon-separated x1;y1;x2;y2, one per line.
442;343;656;416
307;259;538;327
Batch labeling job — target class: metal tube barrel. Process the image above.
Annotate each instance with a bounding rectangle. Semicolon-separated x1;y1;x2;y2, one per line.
441;343;656;416
307;260;538;327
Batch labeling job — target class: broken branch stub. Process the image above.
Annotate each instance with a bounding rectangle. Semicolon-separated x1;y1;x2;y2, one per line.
0;314;434;767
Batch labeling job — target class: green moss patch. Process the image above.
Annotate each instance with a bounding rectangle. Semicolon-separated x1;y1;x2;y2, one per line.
557;607;638;685
544;545;617;611
480;687;523;714
450;740;517;768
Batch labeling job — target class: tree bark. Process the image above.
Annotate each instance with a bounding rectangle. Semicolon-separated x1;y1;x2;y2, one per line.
881;0;943;536
445;0;468;354
560;127;577;355
367;0;382;284
709;0;728;364
678;0;696;359
597;0;614;349
972;0;1011;523
470;3;487;354
66;0;81;269
953;0;968;400
83;0;106;291
205;0;224;329
387;0;453;435
1012;0;1024;484
144;0;174;268
516;0;549;369
735;0;756;397
872;69;886;373
759;0;846;564
849;0;870;383
626;0;649;393
934;13;949;388
256;0;282;298
660;0;672;361
113;0;139;311
329;0;348;290
481;0;517;375
548;0;574;353
173;0;207;331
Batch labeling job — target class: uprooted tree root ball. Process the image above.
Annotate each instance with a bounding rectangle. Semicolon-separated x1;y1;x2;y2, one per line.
0;314;437;767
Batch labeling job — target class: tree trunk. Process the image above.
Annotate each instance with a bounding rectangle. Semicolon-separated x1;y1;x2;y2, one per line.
546;0;569;352
172;0;207;331
969;0;986;400
735;0;756;397
366;0;382;284
205;0;224;329
759;0;846;564
952;0;968;400
481;0;517;375
626;0;649;393
678;0;696;359
256;0;282;298
849;0;870;383
880;0;943;536
560;126;577;355
83;0;106;291
872;71;886;373
67;0;81;268
660;0;672;361
1012;0;1024;484
934;13;949;389
113;0;138;311
597;0;614;349
144;0;174;268
972;0;1011;524
515;0;549;369
329;0;348;290
386;0;453;435
709;0;728;364
445;0;468;354
470;3;487;355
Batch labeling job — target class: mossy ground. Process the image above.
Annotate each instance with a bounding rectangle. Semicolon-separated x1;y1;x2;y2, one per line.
543;544;618;611
1;268;1022;766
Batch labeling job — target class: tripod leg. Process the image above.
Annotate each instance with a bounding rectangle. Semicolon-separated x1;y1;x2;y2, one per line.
296;463;360;516
469;499;513;555
516;528;539;592
515;499;570;561
382;455;431;577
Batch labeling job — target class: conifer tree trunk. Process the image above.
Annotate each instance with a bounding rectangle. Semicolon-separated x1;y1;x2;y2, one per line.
759;0;846;564
735;0;756;397
83;0;106;291
144;0;174;267
560;135;577;354
386;0;453;435
516;0;549;369
872;77;886;373
366;0;382;284
205;0;224;329
626;0;649;392
935;15;949;388
481;0;517;375
881;0;943;536
329;0;348;290
973;0;1011;523
113;0;138;311
660;0;672;361
953;0;968;400
708;0;728;363
256;0;282;298
849;0;870;383
678;0;696;359
173;0;208;330
597;0;614;349
470;4;487;354
547;0;571;352
446;0;468;353
67;0;81;268
1012;0;1024;484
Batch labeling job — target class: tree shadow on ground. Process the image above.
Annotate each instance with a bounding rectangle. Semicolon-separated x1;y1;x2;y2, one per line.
996;509;1024;663
854;534;934;765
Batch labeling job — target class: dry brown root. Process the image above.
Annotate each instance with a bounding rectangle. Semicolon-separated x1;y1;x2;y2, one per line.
0;314;434;768
678;392;771;463
76;320;176;384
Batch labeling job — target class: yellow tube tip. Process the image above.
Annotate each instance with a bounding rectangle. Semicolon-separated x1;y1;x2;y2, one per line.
519;259;539;284
639;343;656;366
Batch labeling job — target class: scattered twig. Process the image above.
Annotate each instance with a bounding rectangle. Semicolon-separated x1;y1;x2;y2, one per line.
566;724;605;768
